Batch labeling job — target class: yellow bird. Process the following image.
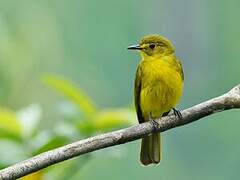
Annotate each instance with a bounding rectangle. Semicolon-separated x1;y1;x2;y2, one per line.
128;34;184;165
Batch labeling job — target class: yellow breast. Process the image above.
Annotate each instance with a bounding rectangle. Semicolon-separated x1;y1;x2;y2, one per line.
140;57;183;120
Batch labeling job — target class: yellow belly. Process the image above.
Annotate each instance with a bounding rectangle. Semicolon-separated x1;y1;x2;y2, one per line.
140;59;183;120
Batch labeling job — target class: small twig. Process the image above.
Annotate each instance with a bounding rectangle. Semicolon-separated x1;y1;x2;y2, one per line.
0;85;240;180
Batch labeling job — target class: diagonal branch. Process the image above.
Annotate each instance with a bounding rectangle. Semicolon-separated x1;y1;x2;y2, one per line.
0;85;240;180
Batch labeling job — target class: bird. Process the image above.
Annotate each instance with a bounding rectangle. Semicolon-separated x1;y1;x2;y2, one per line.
128;34;184;165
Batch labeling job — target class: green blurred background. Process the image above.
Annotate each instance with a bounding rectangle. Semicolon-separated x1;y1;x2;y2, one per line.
0;0;240;179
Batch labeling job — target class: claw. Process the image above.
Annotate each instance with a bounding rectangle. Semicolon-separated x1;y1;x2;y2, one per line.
149;113;159;132
150;119;159;132
173;108;183;120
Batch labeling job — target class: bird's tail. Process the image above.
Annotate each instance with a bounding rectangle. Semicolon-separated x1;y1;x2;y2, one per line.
140;133;161;165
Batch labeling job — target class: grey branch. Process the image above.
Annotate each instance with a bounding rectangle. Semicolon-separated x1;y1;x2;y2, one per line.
1;85;240;180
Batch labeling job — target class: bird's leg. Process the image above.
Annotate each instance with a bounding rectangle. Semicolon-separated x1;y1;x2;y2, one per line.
149;113;159;133
173;108;183;120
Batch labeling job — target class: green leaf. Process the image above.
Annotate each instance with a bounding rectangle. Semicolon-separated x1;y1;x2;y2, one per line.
76;108;136;135
42;74;97;117
94;108;136;132
21;171;43;180
77;119;96;136
0;108;22;142
32;134;70;155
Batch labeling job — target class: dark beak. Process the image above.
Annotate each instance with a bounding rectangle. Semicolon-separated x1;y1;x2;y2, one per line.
127;44;142;50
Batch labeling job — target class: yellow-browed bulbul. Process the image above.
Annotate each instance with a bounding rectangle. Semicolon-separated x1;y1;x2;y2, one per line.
128;34;184;165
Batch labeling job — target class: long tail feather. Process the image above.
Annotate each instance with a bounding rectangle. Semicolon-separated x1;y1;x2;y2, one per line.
140;133;161;165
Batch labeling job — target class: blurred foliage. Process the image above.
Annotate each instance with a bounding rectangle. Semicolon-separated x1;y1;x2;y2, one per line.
22;171;43;180
42;74;97;117
0;108;21;141
0;74;134;179
42;74;134;136
0;0;240;180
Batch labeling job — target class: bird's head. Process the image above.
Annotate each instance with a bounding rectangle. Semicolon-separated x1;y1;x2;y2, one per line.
128;34;175;58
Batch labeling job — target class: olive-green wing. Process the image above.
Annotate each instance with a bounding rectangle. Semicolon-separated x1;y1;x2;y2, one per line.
134;65;144;124
175;58;184;81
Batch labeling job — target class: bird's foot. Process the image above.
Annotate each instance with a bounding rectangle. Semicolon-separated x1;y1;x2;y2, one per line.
149;114;159;133
173;108;183;120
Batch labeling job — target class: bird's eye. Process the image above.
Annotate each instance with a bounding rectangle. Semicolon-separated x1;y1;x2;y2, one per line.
149;44;155;49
